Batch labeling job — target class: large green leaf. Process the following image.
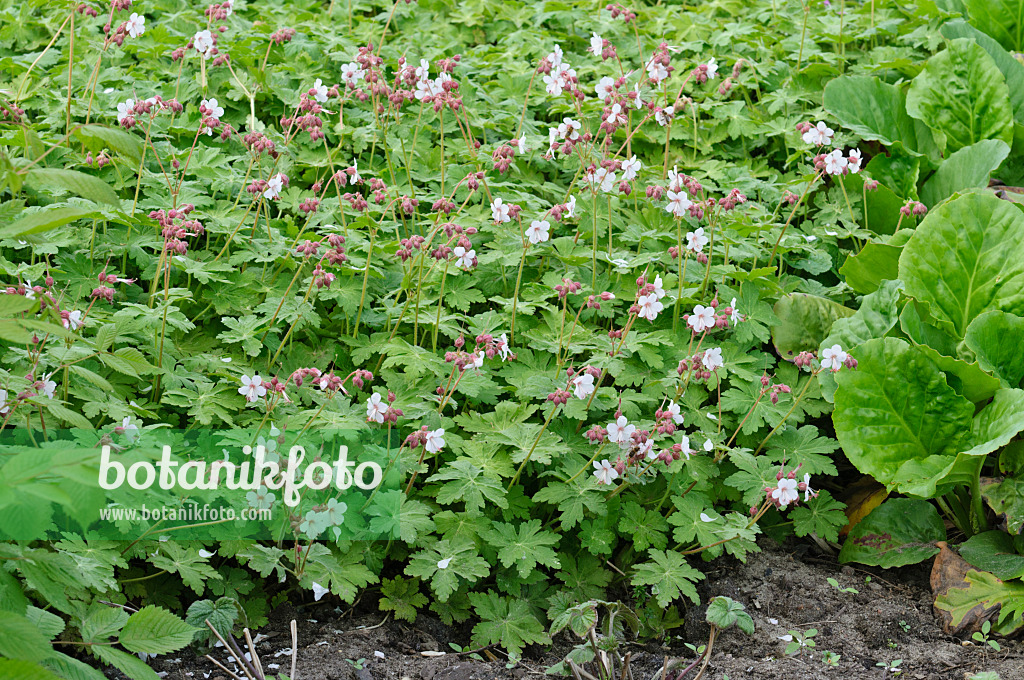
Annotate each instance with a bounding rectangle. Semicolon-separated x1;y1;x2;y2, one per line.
906;38;1014;153
916;343;1000;404
963;389;1024;459
919;140;1010;207
72;125;144;164
833;338;973;486
0;205;99;240
818;280;903;402
771;293;854;359
981;476;1024;533
959;531;1024;579
822;76;938;157
26;169;119;206
941;19;1024;123
965;311;1024;387
838;498;946;567
899;192;1024;338
840;243;901;294
961;0;1024;52
118;606;197;655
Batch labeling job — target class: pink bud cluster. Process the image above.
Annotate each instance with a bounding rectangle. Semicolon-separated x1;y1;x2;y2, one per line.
900;200;927;217
555;278;583;299
605;3;637;22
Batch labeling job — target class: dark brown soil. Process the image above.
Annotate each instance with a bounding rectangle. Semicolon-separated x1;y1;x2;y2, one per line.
131;540;1024;680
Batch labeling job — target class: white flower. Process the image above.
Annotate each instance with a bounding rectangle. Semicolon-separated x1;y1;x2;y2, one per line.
515;133;529;154
771;477;799;507
526;219;550;244
595;76;615;99
802;121;834;146
705;57;719;79
700;513;716;522
823;149;848;176
571;373;595;400
64;310;84;331
686;227;709;253
366;393;387;423
638;438;655;460
341;62;365;87
654;105;674;126
117;99;136;123
605;102;626;127
703;439;714;452
238;374;267;403
666;401;684;425
472;351;485;369
41;375;57;399
437;557;452;569
312;78;329;103
543;71;567;96
454;246;475;269
201;96;224;117
687;305;716;333
497;333;511;361
668;166;684;192
325;498;346;525
637;293;664;321
593;459;619;485
632;83;644;109
678;435;692;460
565;195;578;218
490;198;510;223
121;416;140;441
193;29;215;58
126;13;146;39
246;485;275;510
802;473;816;502
847;148;863;174
647;61;669;83
665;190;692;217
621;155;641;182
652;275;666;299
702;347;724;371
264;173;284;200
424;429;446;453
557;117;582;141
547;44;564;67
0;389;9;416
607;416;636;445
594;167;616;193
311;582;330;601
725;299;740;326
589;33;604;56
821;344;848;371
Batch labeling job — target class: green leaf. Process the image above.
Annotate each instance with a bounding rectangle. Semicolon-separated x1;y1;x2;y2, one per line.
184;597;238;642
965;311;1024;387
934;568;1024;635
981;477;1024;534
428;460;509;513
118;606;197;655
618;501;669;551
833;338;973;487
790;491;848;543
148;543;221;595
481;519;560;578
469;592;551;660
24;606;64;640
705;596;754;635
840;243;902;295
940;19;1024;124
906;38;1014;152
919;140;1011;207
959;531;1024;580
961;0;1024;52
818;280;903;402
839;498;946;567
549;600;599;638
963;388;1024;457
0;659;62;680
90;645;161;680
630;549;705;608
405;538;490;602
379;576;428;622
0;205;98;240
771;293;854;359
0;613;53;662
899;192;1024;338
26;168;119;206
0;295;38;317
73;125;144;164
822;76;937;156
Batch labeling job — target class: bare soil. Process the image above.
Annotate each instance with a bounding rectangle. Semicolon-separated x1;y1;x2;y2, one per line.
131;540;1024;680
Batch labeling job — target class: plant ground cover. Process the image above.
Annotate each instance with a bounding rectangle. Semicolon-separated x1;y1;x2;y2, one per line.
3;0;1024;678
